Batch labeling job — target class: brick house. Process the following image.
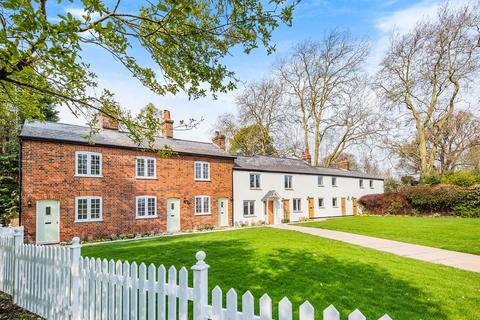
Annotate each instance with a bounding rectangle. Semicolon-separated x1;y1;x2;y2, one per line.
20;111;234;244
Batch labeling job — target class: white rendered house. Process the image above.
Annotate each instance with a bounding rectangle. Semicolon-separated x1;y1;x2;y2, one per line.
233;155;384;225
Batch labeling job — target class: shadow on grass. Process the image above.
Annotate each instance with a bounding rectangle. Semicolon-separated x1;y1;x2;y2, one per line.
82;233;446;319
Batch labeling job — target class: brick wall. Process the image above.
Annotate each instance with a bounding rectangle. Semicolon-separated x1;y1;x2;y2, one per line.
21;140;234;243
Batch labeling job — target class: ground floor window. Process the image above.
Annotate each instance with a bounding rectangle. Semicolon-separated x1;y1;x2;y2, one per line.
293;198;301;212
195;196;211;215
75;196;102;222
243;200;255;216
332;197;338;207
136;196;157;218
318;198;325;208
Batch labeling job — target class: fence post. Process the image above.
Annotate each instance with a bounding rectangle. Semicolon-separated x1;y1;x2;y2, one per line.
191;251;209;320
12;227;24;304
70;237;81;320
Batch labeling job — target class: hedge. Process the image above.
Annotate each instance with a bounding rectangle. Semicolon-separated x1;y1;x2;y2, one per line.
358;185;480;217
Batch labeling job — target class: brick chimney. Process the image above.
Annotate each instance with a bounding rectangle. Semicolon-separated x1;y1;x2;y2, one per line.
338;158;350;170
301;148;311;165
98;113;119;130
161;110;174;138
212;131;226;150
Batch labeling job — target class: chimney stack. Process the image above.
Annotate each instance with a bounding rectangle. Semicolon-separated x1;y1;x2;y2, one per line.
161;110;174;138
212;131;226;150
301;148;311;165
98;113;119;130
338;158;350;170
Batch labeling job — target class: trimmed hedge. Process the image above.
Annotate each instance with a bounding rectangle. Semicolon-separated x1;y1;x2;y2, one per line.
358;185;480;217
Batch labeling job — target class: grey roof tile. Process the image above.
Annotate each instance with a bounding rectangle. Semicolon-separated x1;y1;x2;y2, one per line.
20;121;234;158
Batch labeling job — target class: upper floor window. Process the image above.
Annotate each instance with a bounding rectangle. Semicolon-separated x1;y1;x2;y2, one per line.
136;196;157;218
75;152;102;177
332;197;338;207
195;196;211;215
194;161;210;181
332;177;337;187
250;174;260;189
370;180;374;188
359;179;364;188
318;198;325;208
75;196;102;222
136;157;156;178
284;175;293;189
243;200;255;216
293;198;301;212
318;176;324;186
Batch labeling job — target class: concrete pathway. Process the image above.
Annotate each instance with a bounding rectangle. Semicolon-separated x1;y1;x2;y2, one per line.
273;224;480;273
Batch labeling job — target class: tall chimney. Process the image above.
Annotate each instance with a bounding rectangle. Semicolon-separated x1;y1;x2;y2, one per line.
338;158;350;170
212;131;226;150
301;148;311;165
98;113;119;130
161;110;174;138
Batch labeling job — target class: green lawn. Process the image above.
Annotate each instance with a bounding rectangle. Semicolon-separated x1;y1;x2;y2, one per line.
300;216;480;255
82;228;480;319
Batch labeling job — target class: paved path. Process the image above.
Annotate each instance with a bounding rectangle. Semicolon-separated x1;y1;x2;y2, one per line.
273;224;480;273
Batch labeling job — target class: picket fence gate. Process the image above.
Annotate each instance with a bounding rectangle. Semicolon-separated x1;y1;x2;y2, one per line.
0;225;392;320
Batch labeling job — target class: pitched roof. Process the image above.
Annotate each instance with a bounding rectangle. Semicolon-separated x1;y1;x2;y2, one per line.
20;121;234;158
234;155;383;180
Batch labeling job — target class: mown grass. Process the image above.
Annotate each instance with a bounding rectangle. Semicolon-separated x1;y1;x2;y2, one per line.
82;228;480;319
301;216;480;255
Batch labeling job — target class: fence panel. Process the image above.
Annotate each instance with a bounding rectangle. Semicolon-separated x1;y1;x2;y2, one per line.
0;231;393;320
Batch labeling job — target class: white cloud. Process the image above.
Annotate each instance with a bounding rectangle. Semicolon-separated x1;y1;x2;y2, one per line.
65;7;100;21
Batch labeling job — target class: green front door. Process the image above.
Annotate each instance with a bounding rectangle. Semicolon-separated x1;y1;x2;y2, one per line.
166;198;180;233
36;200;60;244
218;198;228;227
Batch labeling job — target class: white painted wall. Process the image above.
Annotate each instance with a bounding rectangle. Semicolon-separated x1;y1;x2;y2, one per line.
233;170;384;224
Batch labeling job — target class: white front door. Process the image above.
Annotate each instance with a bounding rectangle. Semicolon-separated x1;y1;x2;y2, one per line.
166;198;180;233
218;198;228;227
36;200;60;244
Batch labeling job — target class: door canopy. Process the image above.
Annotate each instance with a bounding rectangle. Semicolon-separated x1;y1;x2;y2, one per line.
261;190;281;202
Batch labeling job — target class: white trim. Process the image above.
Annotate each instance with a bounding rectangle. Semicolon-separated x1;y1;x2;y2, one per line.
243;200;255;216
194;161;211;181
75;196;103;223
331;177;338;187
135;157;157;179
292;198;301;212
194;195;211;215
135;196;158;219
75;151;103;177
249;173;261;189
284;175;293;189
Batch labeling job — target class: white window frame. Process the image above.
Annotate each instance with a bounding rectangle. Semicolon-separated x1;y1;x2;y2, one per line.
318;198;325;208
359;179;364;188
293;198;301;212
332;177;337;187
318;175;324;187
75;151;102;177
135;196;157;219
249;173;260;189
243;200;255;216
194;161;210;181
370;180;374;189
136;157;157;179
195;196;211;215
75;196;103;223
332;197;338;208
284;175;293;189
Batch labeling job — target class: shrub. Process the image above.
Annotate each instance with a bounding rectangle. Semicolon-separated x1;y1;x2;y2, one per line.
441;170;480;187
453;186;480;217
358;192;411;215
419;175;441;186
401;185;461;214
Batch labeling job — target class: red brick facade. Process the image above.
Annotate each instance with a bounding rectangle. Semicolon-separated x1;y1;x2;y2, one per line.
21;140;234;243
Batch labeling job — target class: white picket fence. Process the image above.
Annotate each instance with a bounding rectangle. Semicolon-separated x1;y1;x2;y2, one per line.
0;227;393;320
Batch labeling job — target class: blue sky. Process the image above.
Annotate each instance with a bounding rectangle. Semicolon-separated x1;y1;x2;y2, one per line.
58;0;449;142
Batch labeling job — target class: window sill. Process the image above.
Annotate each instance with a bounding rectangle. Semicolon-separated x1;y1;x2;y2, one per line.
195;212;212;216
75;174;103;178
195;179;211;182
250;188;262;190
360;187;365;189
75;219;103;223
136;215;158;220
319;207;325;209
333;206;339;208
293;210;302;213
332;185;338;187
243;215;256;218
135;177;158;180
285;188;294;191
318;185;324;187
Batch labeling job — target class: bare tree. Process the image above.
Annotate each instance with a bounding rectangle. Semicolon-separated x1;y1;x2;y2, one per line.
377;3;480;178
277;31;370;165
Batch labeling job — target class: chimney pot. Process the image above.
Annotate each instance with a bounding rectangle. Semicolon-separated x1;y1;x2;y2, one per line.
301;148;311;165
338;158;350;170
212;131;226;150
98;113;119;130
161;109;174;138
